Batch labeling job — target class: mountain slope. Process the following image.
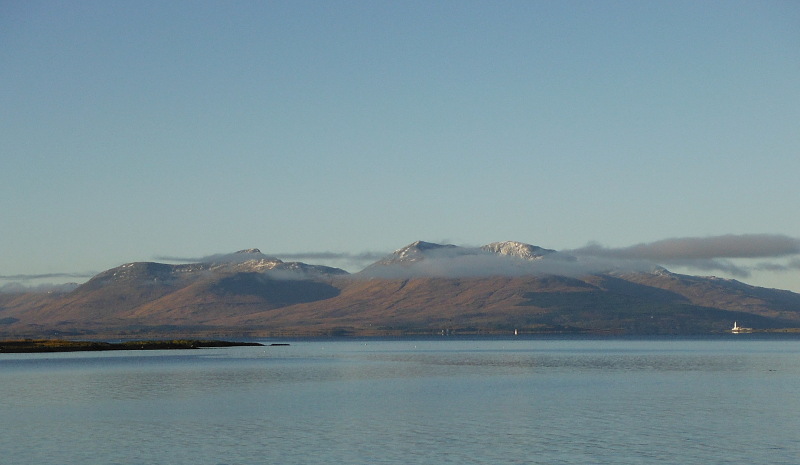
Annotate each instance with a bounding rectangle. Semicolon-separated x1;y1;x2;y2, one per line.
2;241;799;337
0;249;348;336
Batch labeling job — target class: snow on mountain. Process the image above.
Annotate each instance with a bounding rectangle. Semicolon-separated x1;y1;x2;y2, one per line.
369;240;556;267
5;241;800;338
481;241;555;260
374;241;463;265
360;240;568;278
84;248;347;289
165;248;346;276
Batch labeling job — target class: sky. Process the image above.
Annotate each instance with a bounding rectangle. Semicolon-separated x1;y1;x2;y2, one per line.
2;0;799;292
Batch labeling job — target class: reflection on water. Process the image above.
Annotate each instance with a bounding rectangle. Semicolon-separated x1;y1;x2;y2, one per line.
2;337;800;464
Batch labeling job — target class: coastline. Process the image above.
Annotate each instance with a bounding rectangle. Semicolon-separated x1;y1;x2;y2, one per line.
0;339;264;353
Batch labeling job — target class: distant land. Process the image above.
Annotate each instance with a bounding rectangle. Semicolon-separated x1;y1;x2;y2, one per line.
2;241;800;338
0;339;264;353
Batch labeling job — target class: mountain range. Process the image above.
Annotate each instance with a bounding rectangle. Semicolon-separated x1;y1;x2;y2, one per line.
2;241;800;338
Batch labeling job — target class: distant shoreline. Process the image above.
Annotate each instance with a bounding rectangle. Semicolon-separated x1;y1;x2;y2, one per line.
0;339;265;353
3;328;800;351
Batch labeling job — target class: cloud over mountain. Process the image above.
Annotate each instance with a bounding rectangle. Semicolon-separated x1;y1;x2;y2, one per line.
0;272;96;281
568;234;800;277
0;272;92;293
358;240;648;279
5;234;799;294
4;238;800;338
155;250;385;270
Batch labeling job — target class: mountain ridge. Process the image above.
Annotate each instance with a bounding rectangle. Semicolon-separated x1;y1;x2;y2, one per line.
2;240;799;338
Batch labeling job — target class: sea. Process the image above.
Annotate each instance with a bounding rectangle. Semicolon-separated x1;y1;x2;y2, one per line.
2;336;799;465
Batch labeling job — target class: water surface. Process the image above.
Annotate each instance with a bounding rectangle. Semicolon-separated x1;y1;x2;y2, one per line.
2;337;799;464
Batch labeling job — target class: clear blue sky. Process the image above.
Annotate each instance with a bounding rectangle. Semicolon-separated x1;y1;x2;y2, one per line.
2;0;799;291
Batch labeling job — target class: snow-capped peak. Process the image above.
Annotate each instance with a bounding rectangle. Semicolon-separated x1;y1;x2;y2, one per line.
206;249;280;264
481;241;554;260
235;248;263;254
394;241;458;261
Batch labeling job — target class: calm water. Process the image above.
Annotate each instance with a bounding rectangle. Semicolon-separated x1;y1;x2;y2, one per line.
2;337;800;464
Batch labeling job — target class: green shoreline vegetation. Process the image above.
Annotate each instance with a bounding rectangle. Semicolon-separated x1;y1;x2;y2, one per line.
0;339;265;353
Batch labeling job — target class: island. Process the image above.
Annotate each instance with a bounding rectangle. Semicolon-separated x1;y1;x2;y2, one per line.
0;339;266;353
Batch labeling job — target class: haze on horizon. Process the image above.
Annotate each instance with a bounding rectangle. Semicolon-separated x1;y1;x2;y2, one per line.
2;1;799;292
